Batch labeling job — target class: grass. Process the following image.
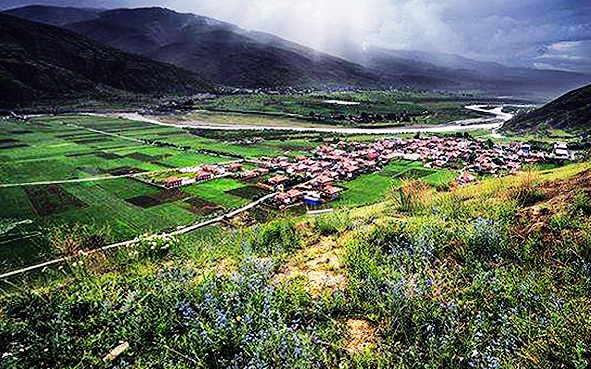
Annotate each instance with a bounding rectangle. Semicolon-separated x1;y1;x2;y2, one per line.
187;91;481;127
185;178;250;209
334;161;455;208
1;163;590;367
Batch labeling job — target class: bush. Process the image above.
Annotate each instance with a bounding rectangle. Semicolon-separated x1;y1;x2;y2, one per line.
247;219;302;255
570;190;591;215
465;218;508;261
46;223;112;256
313;212;351;236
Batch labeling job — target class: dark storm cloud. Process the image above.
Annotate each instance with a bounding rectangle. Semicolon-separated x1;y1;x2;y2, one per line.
2;0;590;73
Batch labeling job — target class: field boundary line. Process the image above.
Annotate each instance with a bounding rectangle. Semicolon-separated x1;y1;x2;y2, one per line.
0;161;243;188
0;192;277;280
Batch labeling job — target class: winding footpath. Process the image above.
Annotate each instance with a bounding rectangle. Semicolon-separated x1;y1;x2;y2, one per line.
0;192;278;280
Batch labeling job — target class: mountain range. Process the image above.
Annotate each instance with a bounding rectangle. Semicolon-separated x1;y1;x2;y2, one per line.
503;83;591;134
0;12;213;105
2;5;591;102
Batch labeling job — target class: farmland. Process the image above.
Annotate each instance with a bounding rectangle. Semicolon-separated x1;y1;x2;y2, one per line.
334;161;456;207
0;115;318;272
0;111;470;273
187;91;484;127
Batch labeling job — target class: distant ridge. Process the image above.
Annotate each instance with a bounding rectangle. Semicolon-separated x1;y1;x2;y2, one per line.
3;5;102;26
0;13;213;105
502;83;591;133
62;7;386;89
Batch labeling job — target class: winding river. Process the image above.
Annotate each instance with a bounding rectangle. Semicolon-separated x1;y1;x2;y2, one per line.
107;104;516;135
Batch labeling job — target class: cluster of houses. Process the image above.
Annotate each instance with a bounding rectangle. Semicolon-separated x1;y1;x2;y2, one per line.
164;162;243;188
162;135;573;209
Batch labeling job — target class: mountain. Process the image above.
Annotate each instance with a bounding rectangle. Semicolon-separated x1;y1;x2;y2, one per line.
61;7;385;89
6;5;590;98
502;83;591;133
0;13;213;105
3;5;102;26
341;46;591;101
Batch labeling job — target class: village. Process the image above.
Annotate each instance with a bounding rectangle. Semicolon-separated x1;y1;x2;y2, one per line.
158;136;572;210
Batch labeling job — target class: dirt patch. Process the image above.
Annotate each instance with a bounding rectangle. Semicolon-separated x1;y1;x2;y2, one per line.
24;185;86;217
514;169;591;240
95;152;122;160
0;139;28;149
0;138;20;144
227;185;270;200
107;167;142;176
65;152;93;157
184;197;223;215
273;237;346;297
125;152;158;162
126;195;162;208
216;258;237;276
344;319;377;353
127;189;191;208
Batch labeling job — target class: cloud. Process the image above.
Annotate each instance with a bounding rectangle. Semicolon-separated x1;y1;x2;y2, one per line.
2;0;591;73
536;40;591;73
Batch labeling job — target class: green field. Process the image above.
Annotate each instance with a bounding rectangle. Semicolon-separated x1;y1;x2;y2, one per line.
334;161;456;207
0;114;460;273
190;91;482;126
0;116;293;272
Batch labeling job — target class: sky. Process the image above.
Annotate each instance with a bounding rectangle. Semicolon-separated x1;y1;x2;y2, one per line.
2;0;591;74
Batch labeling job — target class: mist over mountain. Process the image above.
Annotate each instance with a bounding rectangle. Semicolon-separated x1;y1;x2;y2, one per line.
5;5;589;100
2;4;591;101
60;7;387;89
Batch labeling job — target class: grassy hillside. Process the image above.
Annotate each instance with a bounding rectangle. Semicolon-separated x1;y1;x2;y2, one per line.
1;162;590;367
0;13;213;105
503;83;591;134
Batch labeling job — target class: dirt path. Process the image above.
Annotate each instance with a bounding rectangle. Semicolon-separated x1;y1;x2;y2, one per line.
0;192;277;280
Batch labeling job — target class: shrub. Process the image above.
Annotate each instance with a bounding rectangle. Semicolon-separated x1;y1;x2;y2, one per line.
465;218;508;260
570;190;591;215
313;212;351;236
46;223;112;256
247;219;302;255
391;180;432;214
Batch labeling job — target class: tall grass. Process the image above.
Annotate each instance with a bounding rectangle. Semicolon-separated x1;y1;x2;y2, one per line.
1;163;591;367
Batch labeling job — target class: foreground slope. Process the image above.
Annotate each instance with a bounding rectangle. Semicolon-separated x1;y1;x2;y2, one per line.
0;13;213;105
1;162;590;367
503;83;591;134
63;7;384;89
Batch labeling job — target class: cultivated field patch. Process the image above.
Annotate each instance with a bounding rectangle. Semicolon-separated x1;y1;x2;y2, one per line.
126;189;191;208
396;167;435;179
24;185;86;216
226;185;270;200
95;152;122;160
184;196;223;215
0;138;28;149
73;137;113;145
107;167;142;176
